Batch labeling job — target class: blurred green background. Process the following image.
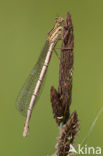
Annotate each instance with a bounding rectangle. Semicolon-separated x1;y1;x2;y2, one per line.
0;0;103;155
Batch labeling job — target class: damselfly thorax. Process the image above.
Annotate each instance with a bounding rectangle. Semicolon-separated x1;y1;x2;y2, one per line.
47;16;64;44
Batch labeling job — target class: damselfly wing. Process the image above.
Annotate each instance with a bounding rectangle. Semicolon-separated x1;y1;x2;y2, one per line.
16;41;49;116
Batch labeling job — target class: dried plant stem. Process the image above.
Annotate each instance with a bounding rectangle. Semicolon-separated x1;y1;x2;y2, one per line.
54;112;79;156
50;12;79;156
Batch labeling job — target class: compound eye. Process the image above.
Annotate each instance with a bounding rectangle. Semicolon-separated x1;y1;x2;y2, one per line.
58;28;62;31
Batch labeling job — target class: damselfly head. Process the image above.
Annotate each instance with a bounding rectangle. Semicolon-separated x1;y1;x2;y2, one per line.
55;16;64;24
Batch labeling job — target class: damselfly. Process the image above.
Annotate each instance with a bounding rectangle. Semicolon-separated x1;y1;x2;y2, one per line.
16;16;64;137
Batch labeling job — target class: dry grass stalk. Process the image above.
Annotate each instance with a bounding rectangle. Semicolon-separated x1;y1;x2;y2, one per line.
50;12;79;156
